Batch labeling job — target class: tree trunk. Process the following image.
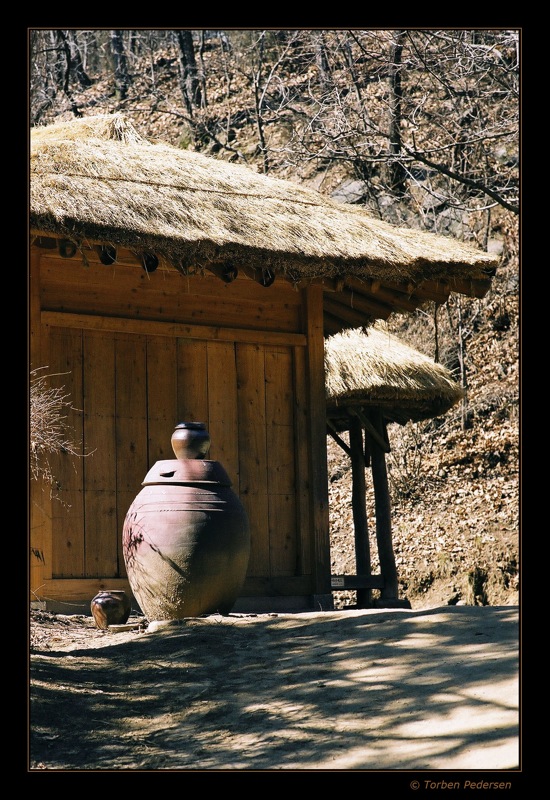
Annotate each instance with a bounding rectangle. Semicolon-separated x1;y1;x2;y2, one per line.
386;29;407;196
53;31;83;116
174;30;202;116
110;30;130;101
67;30;93;89
456;297;471;430
313;31;331;90
252;32;269;174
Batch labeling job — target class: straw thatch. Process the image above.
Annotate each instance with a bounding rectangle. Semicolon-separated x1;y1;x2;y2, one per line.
325;324;463;427
30;114;499;285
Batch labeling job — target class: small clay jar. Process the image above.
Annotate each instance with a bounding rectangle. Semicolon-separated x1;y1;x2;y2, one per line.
91;590;131;629
170;422;211;460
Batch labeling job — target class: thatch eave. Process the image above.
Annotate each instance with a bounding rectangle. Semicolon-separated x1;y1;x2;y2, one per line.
30;114;500;290
30;217;496;289
325;324;464;428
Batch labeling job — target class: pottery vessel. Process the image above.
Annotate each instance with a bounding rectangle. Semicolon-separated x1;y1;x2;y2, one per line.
122;424;250;621
170;422;211;460
91;590;131;629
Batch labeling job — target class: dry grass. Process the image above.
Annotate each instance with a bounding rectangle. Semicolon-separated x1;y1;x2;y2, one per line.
325;323;463;426
30;114;499;282
29;367;87;494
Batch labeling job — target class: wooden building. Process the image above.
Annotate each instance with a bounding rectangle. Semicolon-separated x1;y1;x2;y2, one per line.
325;324;464;608
29;114;499;613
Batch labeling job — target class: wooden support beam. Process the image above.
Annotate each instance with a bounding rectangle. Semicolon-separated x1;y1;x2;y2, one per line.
41;311;307;347
448;277;493;299
323;295;377;328
349;416;371;608
406;281;452;304
326;422;352;458
331;574;385;590
367;410;399;600
348;407;390;453
343;276;422;313
379;278;450;304
327;286;394;320
304;284;331;597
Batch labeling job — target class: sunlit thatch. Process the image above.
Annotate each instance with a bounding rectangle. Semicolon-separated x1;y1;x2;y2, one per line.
325;324;463;426
30;114;499;284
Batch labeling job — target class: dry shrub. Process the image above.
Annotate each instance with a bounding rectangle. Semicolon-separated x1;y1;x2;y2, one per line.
386;421;427;501
29;367;87;496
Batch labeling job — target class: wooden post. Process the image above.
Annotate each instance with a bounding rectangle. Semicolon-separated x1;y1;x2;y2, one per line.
304;285;332;603
349;415;371;608
368;410;399;600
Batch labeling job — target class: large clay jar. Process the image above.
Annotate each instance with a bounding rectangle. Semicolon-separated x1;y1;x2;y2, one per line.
122;424;250;621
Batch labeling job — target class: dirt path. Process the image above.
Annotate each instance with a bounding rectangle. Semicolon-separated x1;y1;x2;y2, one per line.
29;605;519;774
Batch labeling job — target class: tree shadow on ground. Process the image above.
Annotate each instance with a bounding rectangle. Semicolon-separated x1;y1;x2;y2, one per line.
29;606;519;772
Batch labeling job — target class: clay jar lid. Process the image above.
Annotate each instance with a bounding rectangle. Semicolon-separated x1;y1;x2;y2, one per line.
141;459;232;486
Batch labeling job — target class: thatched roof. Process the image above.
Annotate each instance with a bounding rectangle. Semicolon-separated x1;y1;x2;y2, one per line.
31;114;499;289
325;324;463;428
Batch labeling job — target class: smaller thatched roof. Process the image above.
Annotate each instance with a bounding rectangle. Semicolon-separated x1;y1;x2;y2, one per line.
325;324;463;428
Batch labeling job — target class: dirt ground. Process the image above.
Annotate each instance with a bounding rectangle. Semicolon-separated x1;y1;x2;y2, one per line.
29;604;520;776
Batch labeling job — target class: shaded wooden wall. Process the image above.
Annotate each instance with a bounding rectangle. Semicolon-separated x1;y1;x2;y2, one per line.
30;243;330;609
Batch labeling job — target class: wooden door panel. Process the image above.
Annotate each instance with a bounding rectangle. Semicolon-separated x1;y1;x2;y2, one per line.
207;341;239;490
115;334;148;574
43;325;311;588
49;327;85;577
146;337;178;463
176;338;209;425
83;331;117;577
236;343;269;576
269;493;298;576
265;348;298;575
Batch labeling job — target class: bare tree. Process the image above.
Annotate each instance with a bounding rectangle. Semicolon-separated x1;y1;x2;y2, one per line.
386;29;407;196
313;30;332;91
30;30;122;123
110;30;130;101
173;30;204;115
29;30;94;120
269;30;518;220
66;30;93;90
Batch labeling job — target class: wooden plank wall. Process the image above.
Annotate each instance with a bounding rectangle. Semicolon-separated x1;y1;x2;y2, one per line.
49;329;85;577
115;334;148;574
38;327;307;586
38;254;303;334
83;331;118;577
147;337;178;462
236;343;269;576
207;341;239;489
265;347;298;575
31;250;319;601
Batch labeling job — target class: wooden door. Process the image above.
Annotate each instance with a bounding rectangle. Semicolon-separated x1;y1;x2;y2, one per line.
43;325;311;587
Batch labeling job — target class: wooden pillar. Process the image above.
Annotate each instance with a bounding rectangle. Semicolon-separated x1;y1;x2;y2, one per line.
304;285;331;603
349;415;371;608
368;409;399;600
